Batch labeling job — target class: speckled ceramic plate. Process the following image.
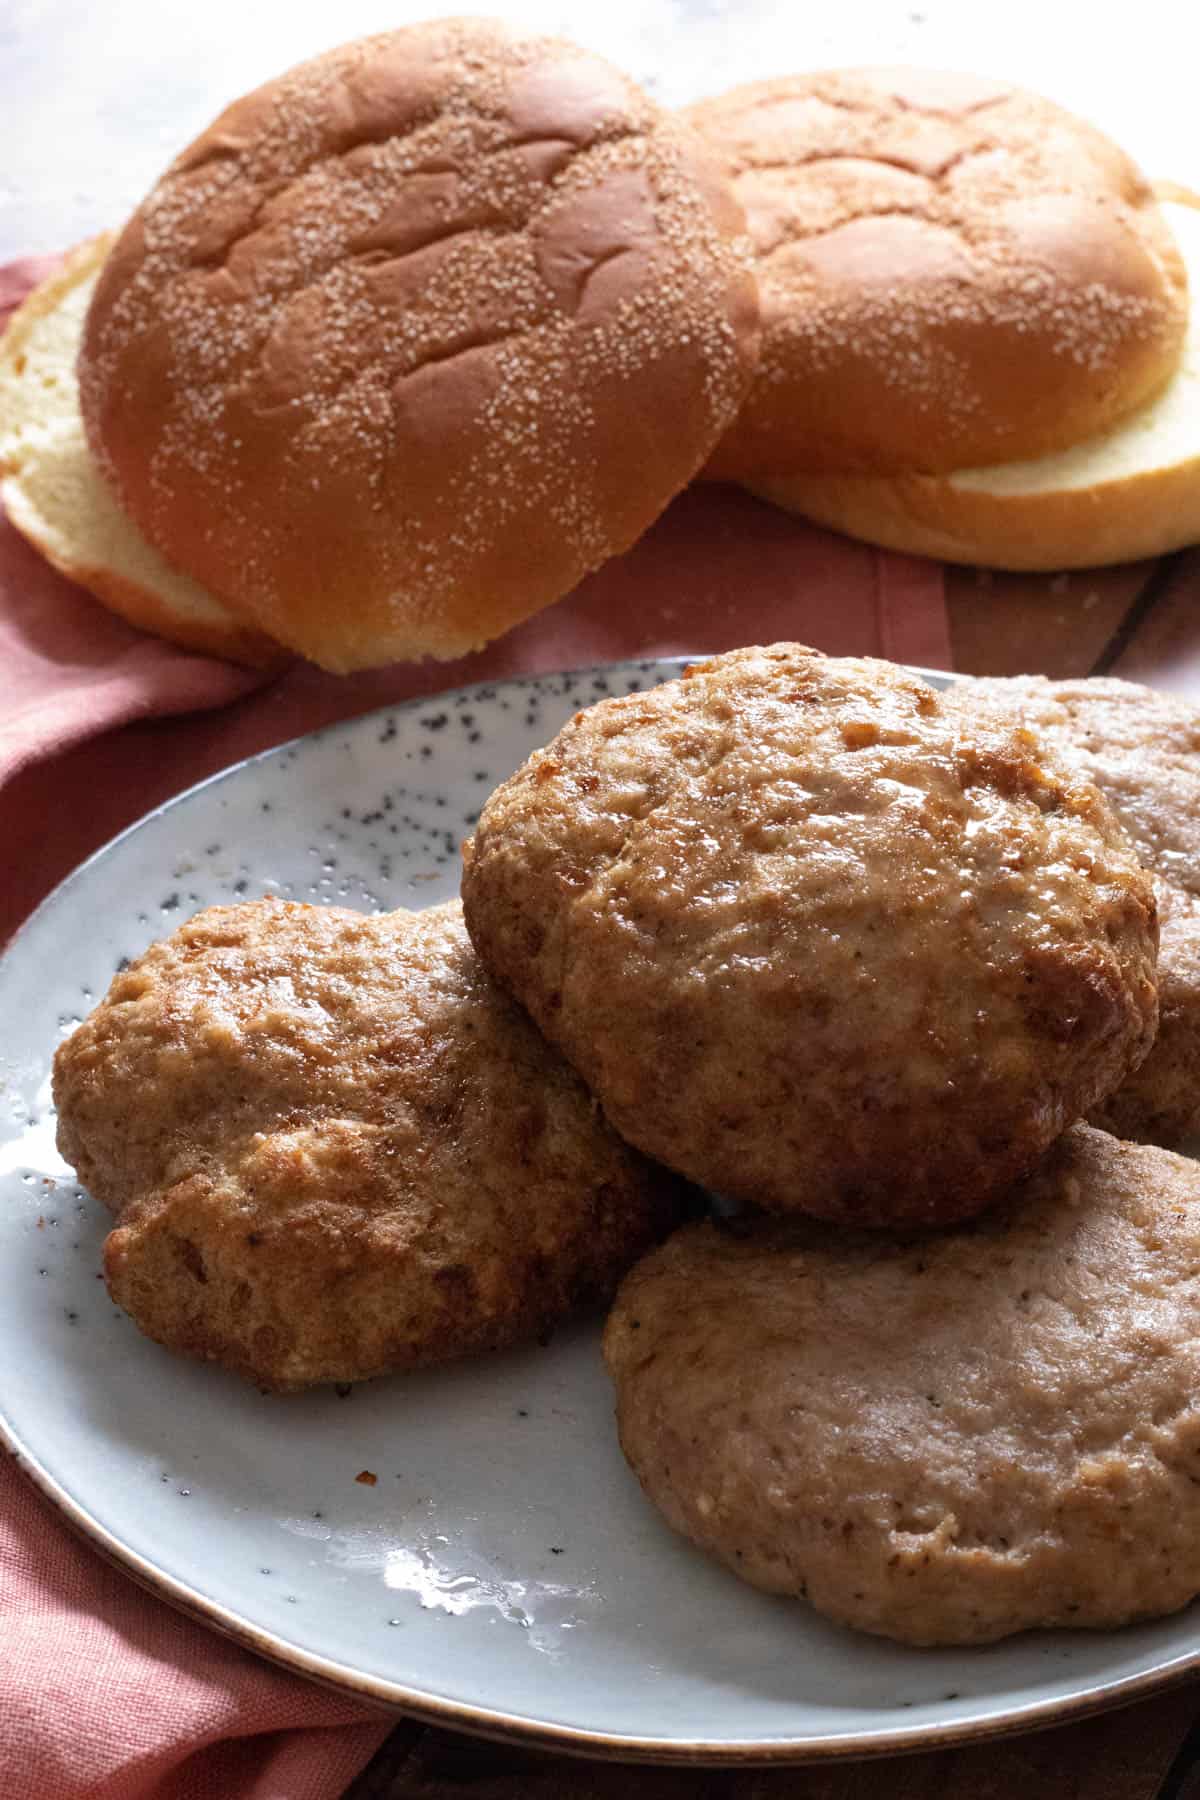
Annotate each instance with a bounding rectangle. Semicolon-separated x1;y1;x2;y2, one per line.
3;657;1199;1764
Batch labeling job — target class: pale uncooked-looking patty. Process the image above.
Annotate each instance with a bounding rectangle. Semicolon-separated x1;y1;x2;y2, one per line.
462;644;1158;1227
53;897;680;1392
604;1125;1200;1646
966;675;1200;1146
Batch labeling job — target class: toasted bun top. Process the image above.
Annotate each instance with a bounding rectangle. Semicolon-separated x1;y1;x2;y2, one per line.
79;19;759;672
748;194;1200;572
684;67;1187;478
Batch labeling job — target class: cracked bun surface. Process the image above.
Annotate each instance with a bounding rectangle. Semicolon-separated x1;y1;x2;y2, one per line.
461;645;1158;1227
52;897;681;1392
683;68;1187;479
78;18;759;672
964;674;1200;1147
604;1126;1200;1646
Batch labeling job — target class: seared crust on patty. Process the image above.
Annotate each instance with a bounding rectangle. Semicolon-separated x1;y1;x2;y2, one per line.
462;645;1158;1227
605;1126;1200;1646
52;897;680;1391
965;674;1200;1146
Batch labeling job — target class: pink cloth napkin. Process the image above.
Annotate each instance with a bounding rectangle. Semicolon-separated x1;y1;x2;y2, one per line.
0;1458;388;1798
0;250;950;1798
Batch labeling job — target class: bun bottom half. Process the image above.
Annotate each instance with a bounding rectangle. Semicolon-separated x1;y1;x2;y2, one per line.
0;238;285;668
748;197;1200;572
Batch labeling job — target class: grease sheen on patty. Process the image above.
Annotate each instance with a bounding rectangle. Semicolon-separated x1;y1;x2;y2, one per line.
462;645;1157;1226
53;897;681;1391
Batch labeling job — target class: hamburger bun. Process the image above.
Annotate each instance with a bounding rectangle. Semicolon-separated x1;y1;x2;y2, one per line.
750;194;1200;569
77;19;760;673
0;236;283;667
684;68;1188;481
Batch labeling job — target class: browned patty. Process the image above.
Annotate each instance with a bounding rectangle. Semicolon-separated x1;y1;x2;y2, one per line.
462;644;1158;1227
1091;881;1200;1144
52;897;681;1391
966;675;1200;1146
964;675;1200;896
605;1125;1200;1646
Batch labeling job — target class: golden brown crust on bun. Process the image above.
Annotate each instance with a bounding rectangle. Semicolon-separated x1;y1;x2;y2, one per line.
79;19;760;673
749;451;1200;570
0;237;284;668
750;193;1200;569
684;68;1187;479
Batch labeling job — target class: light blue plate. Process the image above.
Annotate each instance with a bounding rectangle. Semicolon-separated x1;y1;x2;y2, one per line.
2;657;1195;1763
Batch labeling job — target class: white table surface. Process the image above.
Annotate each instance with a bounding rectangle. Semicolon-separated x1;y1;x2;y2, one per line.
3;0;1198;263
